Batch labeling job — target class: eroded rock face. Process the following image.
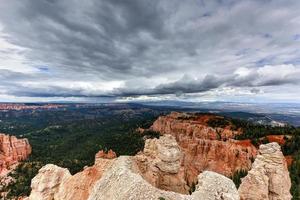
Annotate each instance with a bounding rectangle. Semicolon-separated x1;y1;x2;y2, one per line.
95;149;117;159
28;164;71;200
150;112;241;140
182;138;257;185
193;171;240;200
27;135;240;200
135;135;188;194
27;151;116;200
238;142;292;200
88;156;239;200
54;158;115;200
150;113;257;184
0;133;31;176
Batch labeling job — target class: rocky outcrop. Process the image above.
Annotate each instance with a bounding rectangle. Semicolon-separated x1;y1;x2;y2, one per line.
193;171;240;200
27;152;116;200
150;112;241;140
0;133;31;176
95;149;117;159
135;135;188;194
28;164;71;200
54;158;115;200
150;112;257;184
27;135;239;200
89;157;239;200
25;112;293;200
238;142;292;200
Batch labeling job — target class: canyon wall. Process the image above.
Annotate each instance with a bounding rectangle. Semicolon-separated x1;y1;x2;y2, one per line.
0;133;31;176
150;112;257;184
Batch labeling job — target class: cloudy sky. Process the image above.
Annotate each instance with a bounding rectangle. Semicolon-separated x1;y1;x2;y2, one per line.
0;0;300;102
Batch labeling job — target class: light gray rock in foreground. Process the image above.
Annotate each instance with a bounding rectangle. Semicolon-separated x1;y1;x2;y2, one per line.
238;142;292;200
88;156;239;200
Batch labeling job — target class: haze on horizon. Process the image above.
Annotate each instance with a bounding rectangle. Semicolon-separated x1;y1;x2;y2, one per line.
0;0;300;103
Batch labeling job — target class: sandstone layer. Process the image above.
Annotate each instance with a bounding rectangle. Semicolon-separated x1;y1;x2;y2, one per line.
0;133;31;176
135;134;188;194
27;150;116;200
238;142;292;200
89;156;239;200
150;112;241;140
150;112;257;184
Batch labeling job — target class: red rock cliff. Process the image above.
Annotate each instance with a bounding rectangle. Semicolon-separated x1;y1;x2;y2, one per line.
0;133;31;175
150;112;257;185
151;112;242;140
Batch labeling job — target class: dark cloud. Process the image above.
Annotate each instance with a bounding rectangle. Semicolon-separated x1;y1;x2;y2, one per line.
0;0;300;101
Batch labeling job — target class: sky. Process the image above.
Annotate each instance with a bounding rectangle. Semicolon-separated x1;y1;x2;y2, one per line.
0;0;300;103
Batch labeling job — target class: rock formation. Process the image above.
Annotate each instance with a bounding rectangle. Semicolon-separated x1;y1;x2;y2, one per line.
24;112;293;200
95;149;117;159
0;133;31;176
150;112;257;184
28;164;71;200
135;135;188;194
193;171;240;200
27;135;239;200
27;150;116;200
89;157;239;200
150;112;241;140
238;142;292;200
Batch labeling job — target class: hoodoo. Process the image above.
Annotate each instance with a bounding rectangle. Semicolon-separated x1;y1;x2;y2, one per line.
238;142;292;200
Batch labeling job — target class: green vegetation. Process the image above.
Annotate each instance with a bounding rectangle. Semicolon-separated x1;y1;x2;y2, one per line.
284;134;300;199
231;118;298;140
231;170;248;188
188;181;198;195
207;117;230;128
290;155;300;200
0;105;162;199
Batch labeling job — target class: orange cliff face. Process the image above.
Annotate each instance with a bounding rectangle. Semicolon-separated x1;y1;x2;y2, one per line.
150;112;242;140
0;133;32;176
150;112;257;185
95;149;117;159
27;149;117;200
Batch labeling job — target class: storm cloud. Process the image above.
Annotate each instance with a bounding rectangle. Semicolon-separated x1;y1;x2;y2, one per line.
0;0;300;102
